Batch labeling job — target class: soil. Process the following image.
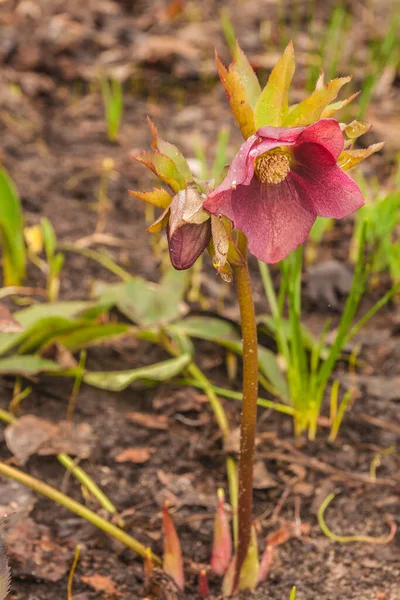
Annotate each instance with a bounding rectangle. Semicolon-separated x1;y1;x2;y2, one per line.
0;1;399;600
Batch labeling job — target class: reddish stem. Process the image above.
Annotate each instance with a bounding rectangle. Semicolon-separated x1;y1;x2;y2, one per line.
232;232;259;589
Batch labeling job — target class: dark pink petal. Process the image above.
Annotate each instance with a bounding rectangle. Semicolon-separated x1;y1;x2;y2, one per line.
296;119;344;160
168;221;211;270
256;124;305;144
290;142;364;218
208;177;316;264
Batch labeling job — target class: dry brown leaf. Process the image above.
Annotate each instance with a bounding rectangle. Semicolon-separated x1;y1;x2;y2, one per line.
5;518;71;582
253;461;277;490
81;573;122;596
115;447;154;464
4;416;94;463
126;412;169;430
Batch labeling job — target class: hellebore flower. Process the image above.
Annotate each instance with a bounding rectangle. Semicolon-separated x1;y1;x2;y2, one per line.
203;118;364;264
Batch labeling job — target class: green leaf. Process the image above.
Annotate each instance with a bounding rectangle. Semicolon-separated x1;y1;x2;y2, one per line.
14;301;108;329
94;269;187;326
168;316;240;342
17;317;86;354
232;43;261;109
41;217;56;260
83;354;191;391
0;355;63;375
0;167;26;285
54;323;131;352
285;76;351;126
254;41;295;128
168;316;289;400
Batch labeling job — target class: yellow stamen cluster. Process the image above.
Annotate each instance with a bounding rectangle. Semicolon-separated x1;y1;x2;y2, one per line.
254;152;290;184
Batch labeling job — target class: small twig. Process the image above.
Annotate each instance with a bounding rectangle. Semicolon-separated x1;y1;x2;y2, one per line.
67;544;81;600
0;286;47;299
369;446;396;482
318;493;397;544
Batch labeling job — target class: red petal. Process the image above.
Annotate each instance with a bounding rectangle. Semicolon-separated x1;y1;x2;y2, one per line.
296;118;344;160
290;142;364;218
209;177;316;264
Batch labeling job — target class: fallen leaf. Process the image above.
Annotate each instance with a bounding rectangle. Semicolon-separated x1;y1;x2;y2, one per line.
115;447;154;463
253;461;277;490
126;412;169;430
4;416;94;463
5;518;71;582
4;416;57;464
81;573;122;596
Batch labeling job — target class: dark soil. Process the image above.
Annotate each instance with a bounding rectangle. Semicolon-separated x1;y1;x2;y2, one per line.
0;1;399;599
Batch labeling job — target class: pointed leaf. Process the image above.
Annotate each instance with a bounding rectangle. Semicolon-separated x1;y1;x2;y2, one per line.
0;167;26;286
129;187;171;209
162;502;184;591
321;91;360;117
211;489;232;575
221;556;236;597
147;118;194;184
254;41;295;128
232;43;261;109
285;76;351;126
197;569;209;597
239;525;259;591
258;544;275;583
83;354;191;391
132;151;186;193
338;142;384;171
216;52;256;140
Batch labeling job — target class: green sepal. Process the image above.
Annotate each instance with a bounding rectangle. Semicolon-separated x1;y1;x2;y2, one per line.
254;41;295;128
285;76;351;126
216;50;256;140
132;151;186;193
147;117;194;184
128;187;172;209
231;42;261;109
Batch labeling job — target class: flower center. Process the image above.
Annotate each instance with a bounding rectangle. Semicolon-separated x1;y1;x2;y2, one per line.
254;152;290;184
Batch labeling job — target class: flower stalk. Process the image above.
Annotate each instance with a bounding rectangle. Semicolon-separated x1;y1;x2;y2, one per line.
232;231;259;587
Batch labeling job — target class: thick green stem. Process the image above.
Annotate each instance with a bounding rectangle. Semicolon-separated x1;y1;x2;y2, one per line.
232;233;259;588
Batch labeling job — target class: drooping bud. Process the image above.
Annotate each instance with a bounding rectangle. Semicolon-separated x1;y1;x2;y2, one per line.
167;186;211;270
211;489;232;576
162;502;184;591
197;569;210;597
